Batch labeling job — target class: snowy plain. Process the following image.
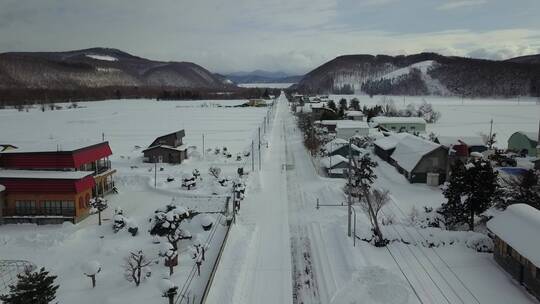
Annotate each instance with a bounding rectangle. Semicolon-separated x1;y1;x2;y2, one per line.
237;83;295;89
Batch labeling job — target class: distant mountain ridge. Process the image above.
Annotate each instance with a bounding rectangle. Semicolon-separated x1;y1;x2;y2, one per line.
296;52;540;97
0;47;233;90
226;70;303;84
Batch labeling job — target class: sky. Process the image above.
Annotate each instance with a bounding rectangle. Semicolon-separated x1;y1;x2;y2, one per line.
0;0;539;75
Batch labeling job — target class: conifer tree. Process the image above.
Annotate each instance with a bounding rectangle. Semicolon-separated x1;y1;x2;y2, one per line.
0;267;59;304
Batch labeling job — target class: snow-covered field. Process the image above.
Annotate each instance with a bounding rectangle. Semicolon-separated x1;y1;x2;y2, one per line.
329;94;539;148
238;83;294;89
0;98;271;303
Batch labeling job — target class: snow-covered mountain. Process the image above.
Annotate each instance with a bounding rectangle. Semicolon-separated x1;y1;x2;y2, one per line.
296;53;540;97
0;47;234;90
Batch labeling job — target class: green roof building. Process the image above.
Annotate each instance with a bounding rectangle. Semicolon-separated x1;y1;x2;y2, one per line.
507;131;538;156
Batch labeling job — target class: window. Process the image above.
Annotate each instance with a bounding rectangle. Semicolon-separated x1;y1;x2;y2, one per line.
15;200;36;215
43;200;74;216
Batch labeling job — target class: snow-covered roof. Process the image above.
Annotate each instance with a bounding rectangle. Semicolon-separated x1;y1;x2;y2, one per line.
345;111;364;117
436;136;485;147
371;116;427;125
321;155;348;169
310;102;326;109
336;121;369;129
0;169;94;180
391;135;442;172
513;131;539;142
143;144;187;152
373;133;408;150
314;120;341;126
323;139;365;155
487;204;540;266
0;141;106;154
323;138;348;152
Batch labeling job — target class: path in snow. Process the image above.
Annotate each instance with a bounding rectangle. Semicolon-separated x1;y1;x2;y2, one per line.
206;93;293;304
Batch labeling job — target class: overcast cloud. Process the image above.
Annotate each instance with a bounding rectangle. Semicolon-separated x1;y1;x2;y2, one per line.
0;0;539;74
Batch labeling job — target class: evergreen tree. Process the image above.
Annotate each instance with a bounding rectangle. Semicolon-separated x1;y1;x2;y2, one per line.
0;267;59;304
350;98;360;111
439;160;468;228
326;100;337;112
439;158;498;230
338;98;347;117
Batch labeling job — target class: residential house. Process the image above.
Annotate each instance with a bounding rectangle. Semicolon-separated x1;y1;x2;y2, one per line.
487;204;540;301
143;130;188;164
344;111;365;121
314;120;341;133
323;138;364;158
508;131;538;156
336;121;369;140
390;135;448;184
371;117;426;133
321;155;351;178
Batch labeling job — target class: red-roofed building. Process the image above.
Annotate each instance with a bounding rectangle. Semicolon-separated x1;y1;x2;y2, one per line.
0;142;116;224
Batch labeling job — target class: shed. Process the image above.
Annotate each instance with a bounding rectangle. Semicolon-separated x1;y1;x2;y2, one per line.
144;130;188;164
390;135;448;184
371;116;426;133
336;121;369;140
487;204;540;300
507;131;538;156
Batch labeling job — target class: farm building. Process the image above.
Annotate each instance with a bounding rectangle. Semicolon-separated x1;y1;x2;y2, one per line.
344;111;365;121
390;135;448;184
507;131;538;156
487;204;540;301
371;116;426;133
0;141;116;198
0;170;95;224
336;121;369;140
321;155;351;178
373;133;408;162
323;138;364;158
143;130;188;164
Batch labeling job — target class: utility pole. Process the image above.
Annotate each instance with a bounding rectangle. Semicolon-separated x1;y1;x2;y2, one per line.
258;127;261;171
202;133;205;160
154;162;157;188
102;132;105;142
488;119;494;149
347;138;352;237
251;140;255;172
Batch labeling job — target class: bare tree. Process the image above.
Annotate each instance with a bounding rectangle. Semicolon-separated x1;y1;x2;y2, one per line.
208;166;221;179
159;243;178;275
359;189;390;230
123;251;152;286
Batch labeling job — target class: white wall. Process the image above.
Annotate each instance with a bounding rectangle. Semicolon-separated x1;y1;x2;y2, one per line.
336;128;369;140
